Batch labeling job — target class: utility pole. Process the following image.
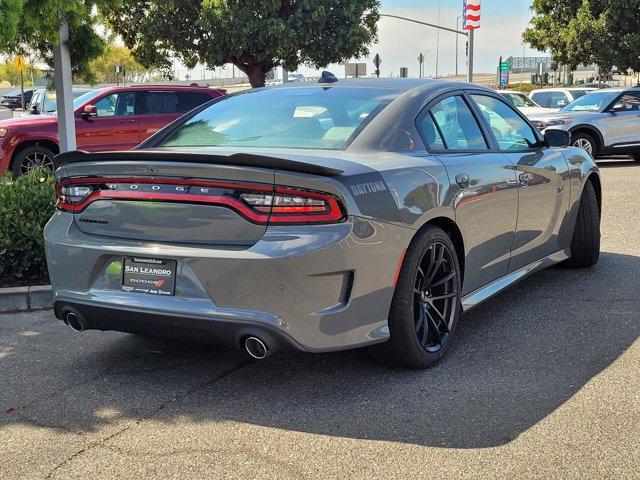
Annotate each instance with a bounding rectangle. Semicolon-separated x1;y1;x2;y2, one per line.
455;14;463;77
53;20;76;152
520;42;526;84
435;0;441;78
379;13;473;82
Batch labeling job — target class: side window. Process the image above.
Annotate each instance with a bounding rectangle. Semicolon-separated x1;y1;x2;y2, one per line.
429;96;488;150
143;91;180;114
418;113;446;150
618;92;640;111
549;92;569;108
531;92;549;108
94;92;136;117
30;92;42;112
175;92;212;113
471;95;540;151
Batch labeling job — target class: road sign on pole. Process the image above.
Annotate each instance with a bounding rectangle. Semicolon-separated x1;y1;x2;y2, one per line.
14;56;26;110
463;1;480;83
499;57;510;88
373;54;381;78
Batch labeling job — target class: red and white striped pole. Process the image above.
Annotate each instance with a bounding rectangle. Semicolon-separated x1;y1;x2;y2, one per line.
463;0;480;83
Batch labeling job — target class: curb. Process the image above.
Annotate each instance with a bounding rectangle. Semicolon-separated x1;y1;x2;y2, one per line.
0;285;53;313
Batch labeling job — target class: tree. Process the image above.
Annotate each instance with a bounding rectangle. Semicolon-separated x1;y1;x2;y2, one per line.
0;0;103;82
100;0;380;87
524;0;640;75
89;44;150;84
0;60;40;86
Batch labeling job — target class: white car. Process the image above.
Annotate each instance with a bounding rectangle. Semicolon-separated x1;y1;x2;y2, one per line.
497;90;552;116
529;88;597;110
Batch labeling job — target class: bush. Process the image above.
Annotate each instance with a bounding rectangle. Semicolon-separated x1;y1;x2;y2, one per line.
0;170;56;286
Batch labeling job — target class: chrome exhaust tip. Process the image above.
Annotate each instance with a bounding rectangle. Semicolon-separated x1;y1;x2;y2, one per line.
244;336;269;360
65;312;85;332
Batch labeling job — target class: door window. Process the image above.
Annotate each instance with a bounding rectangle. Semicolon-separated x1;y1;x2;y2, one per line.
616;91;640;111
94;92;136;117
531;92;550;108
175;92;213;113
471;95;540;151
427;96;488;150
142;91;180;114
549;92;569;108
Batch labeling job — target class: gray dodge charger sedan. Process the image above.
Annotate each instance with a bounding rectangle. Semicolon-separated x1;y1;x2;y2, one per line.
45;76;601;368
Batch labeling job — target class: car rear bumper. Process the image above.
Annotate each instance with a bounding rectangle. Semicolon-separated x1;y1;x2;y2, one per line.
44;212;412;352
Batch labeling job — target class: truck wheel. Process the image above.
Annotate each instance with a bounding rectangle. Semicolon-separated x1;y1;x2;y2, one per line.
370;226;462;369
11;145;55;177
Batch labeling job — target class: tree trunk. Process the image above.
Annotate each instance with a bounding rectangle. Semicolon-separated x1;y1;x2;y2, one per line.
237;61;272;88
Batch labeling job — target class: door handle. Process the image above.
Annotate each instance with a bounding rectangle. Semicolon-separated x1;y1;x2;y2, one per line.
455;174;470;189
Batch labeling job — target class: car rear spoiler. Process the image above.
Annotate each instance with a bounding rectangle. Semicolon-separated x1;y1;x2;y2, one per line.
54;150;344;177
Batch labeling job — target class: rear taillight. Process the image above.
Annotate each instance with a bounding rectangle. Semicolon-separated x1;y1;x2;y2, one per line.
55;177;346;225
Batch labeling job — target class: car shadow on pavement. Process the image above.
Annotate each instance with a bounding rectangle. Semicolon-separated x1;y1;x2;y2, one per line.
3;252;639;449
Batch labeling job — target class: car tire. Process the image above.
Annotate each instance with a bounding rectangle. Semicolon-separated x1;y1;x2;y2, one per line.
563;181;600;268
10;145;56;177
571;132;597;157
370;226;462;369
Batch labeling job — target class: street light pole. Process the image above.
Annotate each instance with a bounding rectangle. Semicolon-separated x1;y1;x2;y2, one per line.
435;0;441;78
456;14;463;77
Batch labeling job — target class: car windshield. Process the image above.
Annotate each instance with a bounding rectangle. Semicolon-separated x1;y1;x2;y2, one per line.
159;86;397;150
72;89;103;110
502;92;538;108
562;91;620;112
568;89;592;100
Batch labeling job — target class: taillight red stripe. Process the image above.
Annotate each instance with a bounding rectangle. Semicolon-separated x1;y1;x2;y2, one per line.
56;177;346;225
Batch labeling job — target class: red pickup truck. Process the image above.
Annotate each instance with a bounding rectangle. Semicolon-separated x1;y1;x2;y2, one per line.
0;85;225;176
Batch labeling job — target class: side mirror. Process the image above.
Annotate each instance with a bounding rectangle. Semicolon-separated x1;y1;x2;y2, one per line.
29;105;39;115
544;129;571;148
80;104;97;119
556;100;568;108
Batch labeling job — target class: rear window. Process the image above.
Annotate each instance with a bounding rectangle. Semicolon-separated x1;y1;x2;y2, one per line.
158;87;397;150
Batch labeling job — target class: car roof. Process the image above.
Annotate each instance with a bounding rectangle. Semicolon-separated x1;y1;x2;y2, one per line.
86;85;222;94
271;77;476;93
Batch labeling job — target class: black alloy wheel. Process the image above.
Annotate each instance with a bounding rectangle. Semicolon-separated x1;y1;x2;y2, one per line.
413;241;458;352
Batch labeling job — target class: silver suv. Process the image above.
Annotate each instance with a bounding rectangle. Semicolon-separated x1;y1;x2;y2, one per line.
529;88;640;160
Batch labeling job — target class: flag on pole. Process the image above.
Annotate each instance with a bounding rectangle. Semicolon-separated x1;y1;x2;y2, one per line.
463;0;481;30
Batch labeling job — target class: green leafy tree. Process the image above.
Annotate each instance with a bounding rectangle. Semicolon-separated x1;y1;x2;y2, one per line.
0;0;103;82
524;0;640;74
100;0;380;87
0;60;40;86
89;44;150;84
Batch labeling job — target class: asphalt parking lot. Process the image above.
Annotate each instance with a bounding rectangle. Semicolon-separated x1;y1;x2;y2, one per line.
1;159;639;479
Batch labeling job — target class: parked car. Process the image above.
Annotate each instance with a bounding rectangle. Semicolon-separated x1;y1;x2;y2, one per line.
0;85;225;176
45;77;601;369
529;87;597;110
529;87;640;160
496;90;551;116
1;88;35;110
28;89;92;115
287;73;305;82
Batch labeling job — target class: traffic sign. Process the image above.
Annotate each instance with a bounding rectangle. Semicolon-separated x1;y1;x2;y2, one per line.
13;56;25;72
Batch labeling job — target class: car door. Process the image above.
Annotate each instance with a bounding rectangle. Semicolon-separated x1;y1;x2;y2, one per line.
468;92;571;272
417;93;519;295
76;91;140;151
604;91;640;148
137;90;183;142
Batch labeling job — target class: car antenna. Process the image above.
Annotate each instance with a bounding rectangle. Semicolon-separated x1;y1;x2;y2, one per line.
318;71;338;84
